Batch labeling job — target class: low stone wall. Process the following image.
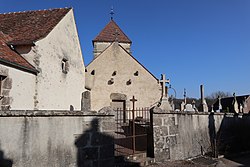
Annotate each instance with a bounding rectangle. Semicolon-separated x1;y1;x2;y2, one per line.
0;110;115;167
151;109;250;162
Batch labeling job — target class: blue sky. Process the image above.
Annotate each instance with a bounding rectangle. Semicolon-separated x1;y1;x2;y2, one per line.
1;0;250;98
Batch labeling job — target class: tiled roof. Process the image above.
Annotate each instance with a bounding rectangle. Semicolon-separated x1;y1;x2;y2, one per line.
0;8;71;45
0;32;36;73
93;20;132;43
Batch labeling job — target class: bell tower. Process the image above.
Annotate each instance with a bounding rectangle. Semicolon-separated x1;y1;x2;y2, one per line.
92;16;132;59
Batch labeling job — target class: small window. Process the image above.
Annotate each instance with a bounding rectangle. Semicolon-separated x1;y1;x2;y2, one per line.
62;58;69;74
91;70;95;75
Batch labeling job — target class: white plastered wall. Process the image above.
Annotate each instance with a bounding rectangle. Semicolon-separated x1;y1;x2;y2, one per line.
93;42;131;59
24;9;85;110
86;43;161;111
0;64;36;110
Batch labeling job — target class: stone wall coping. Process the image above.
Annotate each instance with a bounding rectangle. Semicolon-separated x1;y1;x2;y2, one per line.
0;110;115;117
152;111;244;116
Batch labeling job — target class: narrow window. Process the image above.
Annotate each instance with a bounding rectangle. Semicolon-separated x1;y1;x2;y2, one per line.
62;58;69;74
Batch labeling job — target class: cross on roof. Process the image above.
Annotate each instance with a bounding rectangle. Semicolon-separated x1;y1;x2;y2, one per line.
113;29;120;42
159;74;170;98
110;6;114;20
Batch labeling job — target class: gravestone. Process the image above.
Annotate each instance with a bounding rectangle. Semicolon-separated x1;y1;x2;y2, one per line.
81;91;91;111
185;104;195;112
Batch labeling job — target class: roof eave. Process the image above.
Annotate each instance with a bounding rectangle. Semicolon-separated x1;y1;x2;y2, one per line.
92;40;132;46
0;58;38;75
7;41;35;46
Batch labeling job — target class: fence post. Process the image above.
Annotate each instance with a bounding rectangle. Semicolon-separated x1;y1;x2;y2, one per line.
130;96;137;154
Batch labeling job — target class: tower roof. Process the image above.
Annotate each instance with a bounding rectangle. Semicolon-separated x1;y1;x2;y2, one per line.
93;20;132;43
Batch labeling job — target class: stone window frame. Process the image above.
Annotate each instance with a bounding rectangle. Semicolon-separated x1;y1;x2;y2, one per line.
62;58;69;74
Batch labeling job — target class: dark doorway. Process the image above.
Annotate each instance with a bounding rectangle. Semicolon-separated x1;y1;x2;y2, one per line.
111;100;126;123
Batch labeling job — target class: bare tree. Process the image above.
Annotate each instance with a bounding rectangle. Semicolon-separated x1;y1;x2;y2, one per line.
207;91;232;99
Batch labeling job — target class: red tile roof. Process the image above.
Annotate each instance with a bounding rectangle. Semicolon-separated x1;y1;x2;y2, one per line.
93;20;132;43
0;32;36;73
0;8;71;45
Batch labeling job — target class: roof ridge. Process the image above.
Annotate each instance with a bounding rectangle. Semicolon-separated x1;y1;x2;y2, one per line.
0;7;71;15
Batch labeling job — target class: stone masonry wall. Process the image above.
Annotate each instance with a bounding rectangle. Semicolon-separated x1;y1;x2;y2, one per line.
152;109;250;162
0;110;115;167
152;109;224;161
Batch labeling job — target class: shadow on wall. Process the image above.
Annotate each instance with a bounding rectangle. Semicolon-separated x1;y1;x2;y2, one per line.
75;118;114;167
209;113;250;159
0;149;13;167
74;118;142;167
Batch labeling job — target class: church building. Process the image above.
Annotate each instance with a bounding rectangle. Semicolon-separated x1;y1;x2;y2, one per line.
85;19;162;111
0;8;85;110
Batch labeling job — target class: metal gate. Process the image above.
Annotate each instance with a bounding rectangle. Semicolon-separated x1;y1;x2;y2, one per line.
114;96;151;156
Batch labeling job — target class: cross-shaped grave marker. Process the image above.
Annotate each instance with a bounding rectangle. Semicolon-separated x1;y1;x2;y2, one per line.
159;74;170;98
130;95;137;110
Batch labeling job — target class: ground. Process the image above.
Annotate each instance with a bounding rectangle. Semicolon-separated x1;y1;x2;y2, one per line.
146;153;250;167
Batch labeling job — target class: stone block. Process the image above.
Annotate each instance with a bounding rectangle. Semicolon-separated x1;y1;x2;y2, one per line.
2;78;12;89
1;89;9;96
154;126;168;138
160;126;169;136
155;138;165;148
169;125;178;135
164;117;175;126
1;105;10;110
2;97;11;105
153;117;162;126
0;68;8;76
169;136;177;145
154;127;161;138
155;147;170;162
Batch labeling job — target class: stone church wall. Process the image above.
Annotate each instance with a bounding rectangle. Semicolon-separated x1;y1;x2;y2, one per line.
0;111;115;167
152;111;250;161
86;43;161;111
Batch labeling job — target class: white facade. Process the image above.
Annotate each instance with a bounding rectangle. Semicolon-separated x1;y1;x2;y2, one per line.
0;65;36;110
93;41;131;59
86;42;161;111
1;9;86;110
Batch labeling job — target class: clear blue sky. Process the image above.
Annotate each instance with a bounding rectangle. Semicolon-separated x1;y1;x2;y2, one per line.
1;0;250;98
